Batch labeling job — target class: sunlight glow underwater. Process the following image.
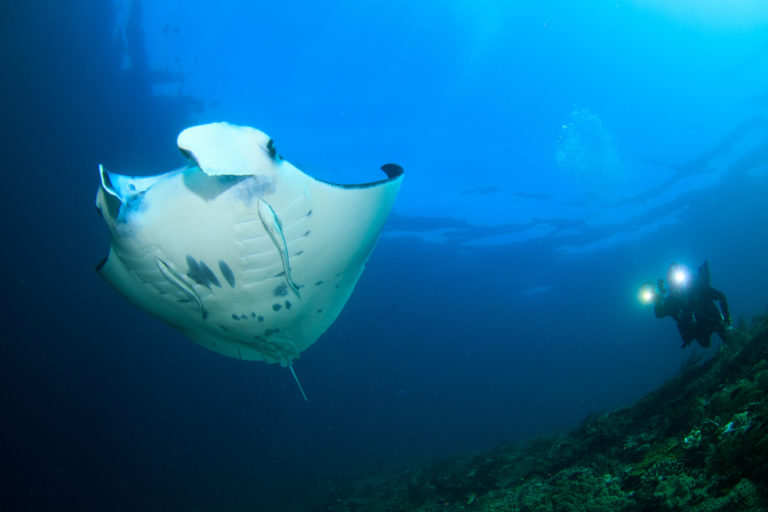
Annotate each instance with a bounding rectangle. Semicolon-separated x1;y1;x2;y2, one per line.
634;0;768;28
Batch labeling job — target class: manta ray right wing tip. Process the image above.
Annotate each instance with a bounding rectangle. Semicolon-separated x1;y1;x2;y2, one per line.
380;163;404;179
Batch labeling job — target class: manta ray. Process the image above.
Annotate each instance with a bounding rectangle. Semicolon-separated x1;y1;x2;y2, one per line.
95;122;403;398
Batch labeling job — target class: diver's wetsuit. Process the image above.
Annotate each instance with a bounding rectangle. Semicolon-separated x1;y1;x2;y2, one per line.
654;291;696;347
688;285;730;348
654;278;730;348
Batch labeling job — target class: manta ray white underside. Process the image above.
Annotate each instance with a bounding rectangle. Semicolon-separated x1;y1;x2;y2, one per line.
96;122;403;369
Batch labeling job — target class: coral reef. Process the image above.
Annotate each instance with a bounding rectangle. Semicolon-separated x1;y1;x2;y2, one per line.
312;313;768;511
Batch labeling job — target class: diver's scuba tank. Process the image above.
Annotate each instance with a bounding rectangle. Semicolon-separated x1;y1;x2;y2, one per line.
695;261;711;289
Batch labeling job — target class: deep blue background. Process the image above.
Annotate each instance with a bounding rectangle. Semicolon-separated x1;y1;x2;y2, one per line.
2;1;767;510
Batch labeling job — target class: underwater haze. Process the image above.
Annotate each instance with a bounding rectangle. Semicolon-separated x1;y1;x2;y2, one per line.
2;1;768;510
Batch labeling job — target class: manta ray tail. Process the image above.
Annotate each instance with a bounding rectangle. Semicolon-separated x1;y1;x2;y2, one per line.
289;365;308;402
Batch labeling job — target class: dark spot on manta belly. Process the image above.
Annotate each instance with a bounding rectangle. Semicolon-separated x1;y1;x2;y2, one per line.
258;315;264;322
219;260;236;288
273;283;288;297
186;256;207;287
285;300;292;310
264;328;280;336
200;261;221;287
186;255;221;288
272;303;282;311
315;280;323;286
232;314;240;320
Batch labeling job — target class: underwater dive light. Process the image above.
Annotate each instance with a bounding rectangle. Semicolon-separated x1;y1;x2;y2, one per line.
638;281;657;305
671;265;690;287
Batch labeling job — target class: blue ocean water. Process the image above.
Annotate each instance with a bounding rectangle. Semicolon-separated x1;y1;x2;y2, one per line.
2;1;767;510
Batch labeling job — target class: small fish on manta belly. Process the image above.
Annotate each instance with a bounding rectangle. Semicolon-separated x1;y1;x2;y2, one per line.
95;122;403;376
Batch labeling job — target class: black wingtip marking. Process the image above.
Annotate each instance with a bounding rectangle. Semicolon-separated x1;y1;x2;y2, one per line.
380;163;404;179
95;255;108;272
315;163;404;189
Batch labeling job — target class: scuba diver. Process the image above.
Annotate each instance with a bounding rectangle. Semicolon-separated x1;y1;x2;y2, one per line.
641;261;731;348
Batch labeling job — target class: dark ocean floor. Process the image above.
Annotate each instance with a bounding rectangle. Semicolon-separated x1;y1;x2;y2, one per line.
310;312;768;512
